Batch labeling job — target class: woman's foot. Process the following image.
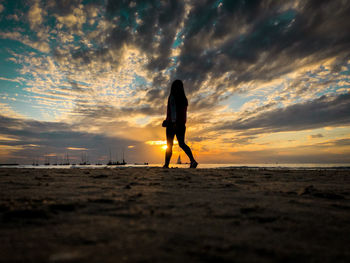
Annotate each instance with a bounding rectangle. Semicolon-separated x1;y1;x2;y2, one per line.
190;160;198;168
162;164;169;168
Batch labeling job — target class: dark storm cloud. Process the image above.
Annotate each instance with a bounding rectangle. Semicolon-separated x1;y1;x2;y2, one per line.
0;115;138;163
48;0;186;108
46;0;82;16
72;101;164;119
102;0;184;73
218;92;350;134
316;138;350;147
42;0;350;114
3;0;350;129
85;0;350;111
173;0;350;93
222;136;258;145
105;0;184;69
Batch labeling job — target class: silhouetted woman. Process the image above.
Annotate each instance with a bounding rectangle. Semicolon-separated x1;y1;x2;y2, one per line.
163;80;198;168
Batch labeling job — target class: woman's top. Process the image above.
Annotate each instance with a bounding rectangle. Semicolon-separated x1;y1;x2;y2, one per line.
166;95;187;124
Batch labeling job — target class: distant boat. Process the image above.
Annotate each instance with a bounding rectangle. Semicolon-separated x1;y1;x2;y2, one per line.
177;154;182;164
134;162;148;165
107;148;126;165
32;157;39;166
121;148;127;165
44;154;50;165
107;160;126;165
80;152;89;165
63;153;70;165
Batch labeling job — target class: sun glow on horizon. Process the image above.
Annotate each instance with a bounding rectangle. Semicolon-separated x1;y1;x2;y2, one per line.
146;140;179;151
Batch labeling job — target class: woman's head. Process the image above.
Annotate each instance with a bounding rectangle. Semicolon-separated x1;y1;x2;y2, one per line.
171;80;184;96
170;79;188;106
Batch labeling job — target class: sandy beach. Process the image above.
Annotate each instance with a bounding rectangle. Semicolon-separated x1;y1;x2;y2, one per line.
0;167;349;262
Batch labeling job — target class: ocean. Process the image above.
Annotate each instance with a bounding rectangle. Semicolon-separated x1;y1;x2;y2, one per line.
1;163;349;169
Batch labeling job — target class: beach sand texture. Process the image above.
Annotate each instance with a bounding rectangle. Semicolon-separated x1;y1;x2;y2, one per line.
0;167;349;262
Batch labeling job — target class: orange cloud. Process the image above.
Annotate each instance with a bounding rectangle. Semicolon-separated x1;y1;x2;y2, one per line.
66;147;88;151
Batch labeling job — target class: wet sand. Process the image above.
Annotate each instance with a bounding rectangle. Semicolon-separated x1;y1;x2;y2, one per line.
0;167;349;262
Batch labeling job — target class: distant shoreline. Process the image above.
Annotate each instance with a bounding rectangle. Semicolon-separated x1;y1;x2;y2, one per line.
0;163;349;170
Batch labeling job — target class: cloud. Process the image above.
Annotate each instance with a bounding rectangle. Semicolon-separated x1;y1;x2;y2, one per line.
0;77;21;83
170;0;350;97
0;31;50;52
28;0;45;30
1;0;350;164
3;0;350;121
66;147;88;151
55;6;87;30
308;133;323;139
0;102;23;118
218;92;350;134
315;138;350;148
222;136;258;146
0;114;156;164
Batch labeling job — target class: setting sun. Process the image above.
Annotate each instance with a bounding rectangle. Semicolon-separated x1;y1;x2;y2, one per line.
146;140;177;152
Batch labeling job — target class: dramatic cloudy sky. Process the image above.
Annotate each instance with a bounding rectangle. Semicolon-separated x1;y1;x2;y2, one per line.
0;0;350;164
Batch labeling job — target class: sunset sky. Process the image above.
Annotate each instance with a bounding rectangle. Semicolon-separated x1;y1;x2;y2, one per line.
0;0;349;164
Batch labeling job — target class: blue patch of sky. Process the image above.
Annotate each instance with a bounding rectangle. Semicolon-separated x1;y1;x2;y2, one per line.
127;74;153;95
303;65;350;97
223;93;257;112
172;31;183;49
0;40;23;80
338;64;350;77
221;79;289;112
135;116;150;126
103;73;151;98
0;41;43;118
4;97;38;118
0;40;61;119
133;74;150;88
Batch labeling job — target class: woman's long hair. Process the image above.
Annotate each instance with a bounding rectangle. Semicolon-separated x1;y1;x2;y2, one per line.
169;79;188;107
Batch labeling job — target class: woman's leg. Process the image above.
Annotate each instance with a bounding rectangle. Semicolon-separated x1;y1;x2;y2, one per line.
176;125;196;163
164;126;175;167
